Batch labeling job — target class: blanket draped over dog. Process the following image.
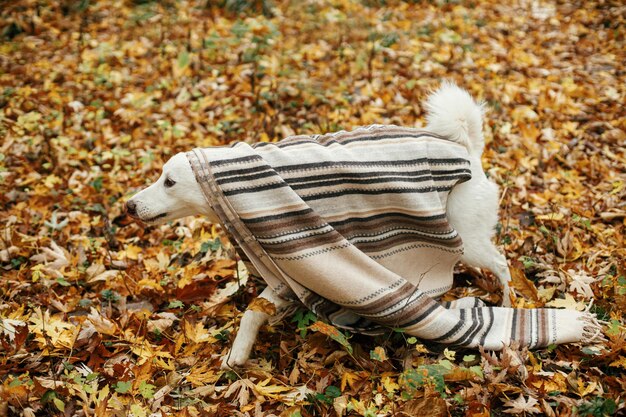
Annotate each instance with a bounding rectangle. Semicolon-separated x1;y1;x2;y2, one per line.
187;125;602;350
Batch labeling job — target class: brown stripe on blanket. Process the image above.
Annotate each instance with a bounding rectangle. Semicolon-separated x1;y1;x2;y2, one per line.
243;211;328;238
361;292;438;325
257;228;346;255
321;214;456;236
332;216;454;238
350;233;463;254
537;308;549;346
321;208;447;223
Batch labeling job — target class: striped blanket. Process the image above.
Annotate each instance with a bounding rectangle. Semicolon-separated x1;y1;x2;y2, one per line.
187;125;602;350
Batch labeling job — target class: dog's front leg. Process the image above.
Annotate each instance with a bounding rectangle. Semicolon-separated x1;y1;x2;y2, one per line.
221;286;291;369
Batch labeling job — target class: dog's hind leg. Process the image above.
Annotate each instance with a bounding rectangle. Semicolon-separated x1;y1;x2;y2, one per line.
461;242;513;307
489;250;513;307
221;286;292;369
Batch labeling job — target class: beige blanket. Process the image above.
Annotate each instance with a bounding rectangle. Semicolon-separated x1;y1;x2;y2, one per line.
187;125;602;349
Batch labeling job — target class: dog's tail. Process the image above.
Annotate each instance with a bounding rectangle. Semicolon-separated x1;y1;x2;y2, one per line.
424;81;485;157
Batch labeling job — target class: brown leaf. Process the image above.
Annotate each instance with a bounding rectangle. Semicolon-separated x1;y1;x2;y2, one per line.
175;278;218;303
510;265;540;302
444;367;476;382
398;396;447;417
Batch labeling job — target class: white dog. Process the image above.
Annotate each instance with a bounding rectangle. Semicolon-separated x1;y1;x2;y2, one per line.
126;83;512;368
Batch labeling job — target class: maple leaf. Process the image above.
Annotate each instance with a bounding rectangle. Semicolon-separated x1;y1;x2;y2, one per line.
248;297;277;315
87;308;117;336
280;385;315;403
138;381;156;399
503;395;541;414
0;318;27;342
182;320;214;344
545;293;586;311
28;308;77;349
566;270;599;299
609;357;626;369
252;378;293;399
341;371;363;391
29;241;70;279
223;379;253;407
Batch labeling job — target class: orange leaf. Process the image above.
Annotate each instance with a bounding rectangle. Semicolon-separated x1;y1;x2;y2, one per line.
248;297;277;316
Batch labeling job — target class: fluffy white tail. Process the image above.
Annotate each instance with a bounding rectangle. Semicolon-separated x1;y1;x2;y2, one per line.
424;82;485;156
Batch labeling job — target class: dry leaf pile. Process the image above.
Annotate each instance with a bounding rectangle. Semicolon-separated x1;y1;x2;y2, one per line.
0;0;625;416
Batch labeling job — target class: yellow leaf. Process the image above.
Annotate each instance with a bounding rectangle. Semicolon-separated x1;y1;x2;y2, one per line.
415;343;430;354
511;105;539;121
529;373;568;392
94;383;109;405
609;357;626;369
43;175;62;189
183;320;213;344
122;245;142;260
153;356;175;371
340;371;361;391
545;293;586;311
577;380;597;397
381;373;399;393
29;308;78;349
31;264;44;282
253;378;292;399
186;363;220;387
137;278;164;293
156;252;170;270
536;212;564;221
443;348;456;361
537;286;556;302
248;297;277;316
129;404;148;417
177;273;193;289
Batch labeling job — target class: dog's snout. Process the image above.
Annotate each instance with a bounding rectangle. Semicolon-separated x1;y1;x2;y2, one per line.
126;200;137;217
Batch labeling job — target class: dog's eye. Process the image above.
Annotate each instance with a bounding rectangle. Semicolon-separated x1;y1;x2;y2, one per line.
164;177;176;188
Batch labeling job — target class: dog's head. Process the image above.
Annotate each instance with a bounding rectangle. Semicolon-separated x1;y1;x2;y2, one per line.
125;152;218;225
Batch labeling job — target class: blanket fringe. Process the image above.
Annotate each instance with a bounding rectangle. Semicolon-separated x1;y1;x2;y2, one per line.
580;313;607;344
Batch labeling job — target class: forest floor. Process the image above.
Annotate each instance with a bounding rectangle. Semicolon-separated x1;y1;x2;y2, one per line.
0;0;625;416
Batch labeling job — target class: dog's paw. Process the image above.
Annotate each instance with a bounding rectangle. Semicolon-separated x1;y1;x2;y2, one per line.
220;349;250;370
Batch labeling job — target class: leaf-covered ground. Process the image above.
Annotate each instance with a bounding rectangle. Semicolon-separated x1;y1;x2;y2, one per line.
1;1;625;416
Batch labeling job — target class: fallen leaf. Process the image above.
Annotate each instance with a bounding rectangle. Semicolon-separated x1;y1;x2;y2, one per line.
510;266;540;302
248;297;277;316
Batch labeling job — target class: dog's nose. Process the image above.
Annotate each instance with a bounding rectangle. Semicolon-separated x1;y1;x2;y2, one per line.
126;200;137;217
